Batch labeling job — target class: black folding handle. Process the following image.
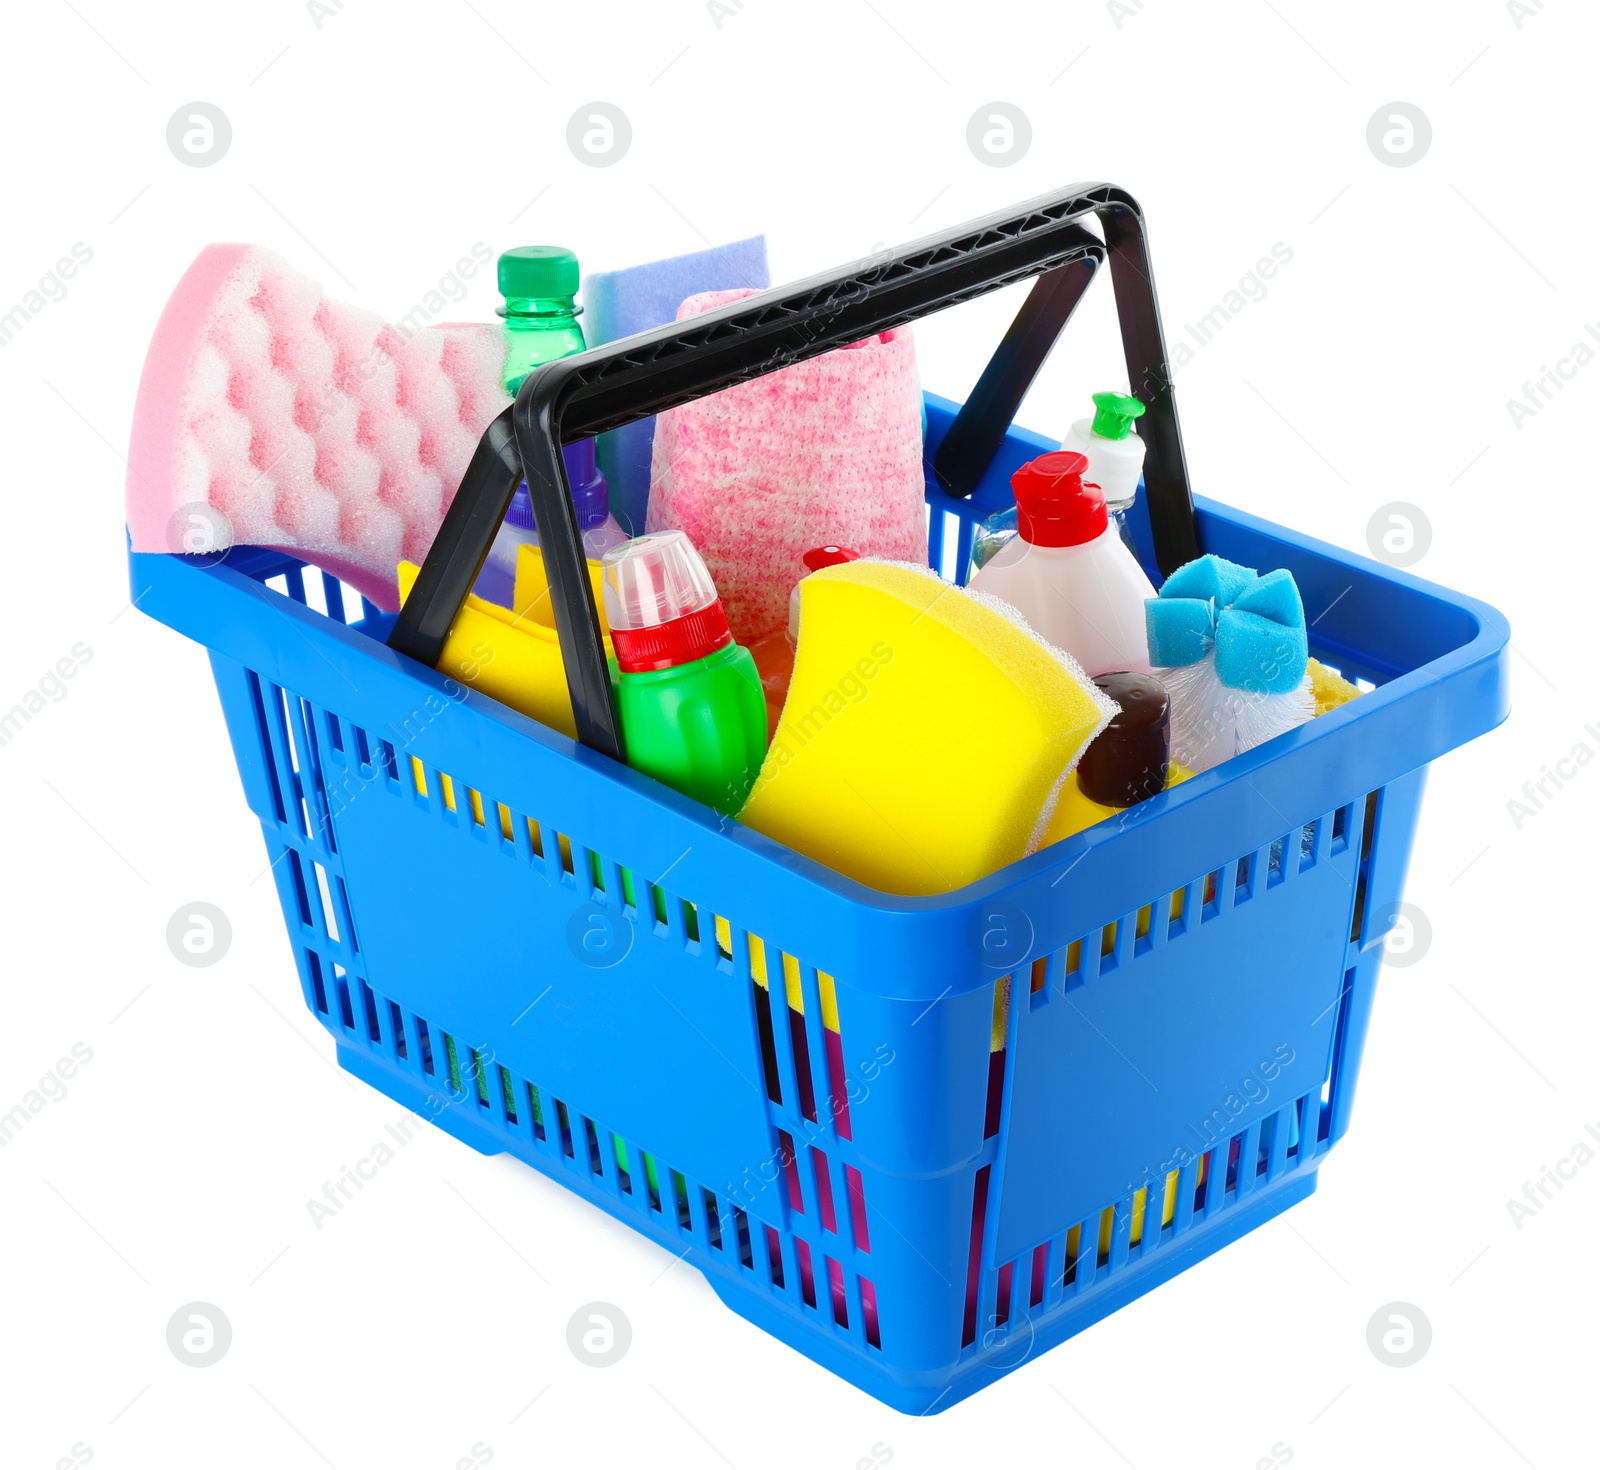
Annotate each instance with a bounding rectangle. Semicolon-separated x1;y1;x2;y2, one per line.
929;246;1103;500
390;182;1201;764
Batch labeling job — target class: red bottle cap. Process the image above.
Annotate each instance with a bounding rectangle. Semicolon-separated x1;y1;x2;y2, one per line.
602;530;735;673
1010;451;1107;547
609;600;733;673
802;544;860;572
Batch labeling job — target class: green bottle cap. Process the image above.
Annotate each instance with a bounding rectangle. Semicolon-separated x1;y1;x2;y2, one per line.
498;246;580;300
1089;390;1146;441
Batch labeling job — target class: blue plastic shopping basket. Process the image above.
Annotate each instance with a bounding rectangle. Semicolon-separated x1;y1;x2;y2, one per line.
132;186;1510;1413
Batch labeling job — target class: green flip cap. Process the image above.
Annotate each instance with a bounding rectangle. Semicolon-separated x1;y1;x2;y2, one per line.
1089;390;1146;441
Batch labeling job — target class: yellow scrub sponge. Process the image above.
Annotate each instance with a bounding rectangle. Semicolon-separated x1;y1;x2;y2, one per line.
397;560;611;738
1306;657;1362;716
738;561;1116;895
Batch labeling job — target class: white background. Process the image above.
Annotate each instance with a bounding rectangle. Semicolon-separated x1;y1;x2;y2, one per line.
0;1;1593;1466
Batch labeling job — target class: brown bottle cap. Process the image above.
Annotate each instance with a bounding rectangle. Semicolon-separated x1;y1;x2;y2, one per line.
1078;672;1170;808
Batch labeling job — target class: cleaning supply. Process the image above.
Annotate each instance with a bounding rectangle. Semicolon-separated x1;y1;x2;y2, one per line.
511;541;608;637
1307;657;1363;716
475;248;625;607
395;560;605;738
476;439;627;607
126;244;508;610
747;545;860;739
497;245;585;393
967;451;1157;677
646;287;927;645
585;237;770;537
602;532;768;817
971;390;1140;576
969;504;1018;577
1146;554;1316;772
1062;391;1147;549
739;559;1116;896
1042;671;1192;846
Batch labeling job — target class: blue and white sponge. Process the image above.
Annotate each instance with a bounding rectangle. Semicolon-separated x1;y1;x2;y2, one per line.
1146;555;1307;694
1146;596;1214;668
1218;569;1307;695
1146;554;1315;771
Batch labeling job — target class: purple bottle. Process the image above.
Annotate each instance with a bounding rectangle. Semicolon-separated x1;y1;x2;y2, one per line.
474;438;627;608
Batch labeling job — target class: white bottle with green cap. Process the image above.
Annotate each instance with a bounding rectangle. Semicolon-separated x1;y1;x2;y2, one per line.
1062;391;1147;546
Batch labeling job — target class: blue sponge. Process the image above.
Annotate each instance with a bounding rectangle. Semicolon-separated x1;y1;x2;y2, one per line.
1146;596;1214;667
585;236;770;536
1147;556;1308;692
1158;553;1257;607
1231;568;1302;626
1214;608;1308;694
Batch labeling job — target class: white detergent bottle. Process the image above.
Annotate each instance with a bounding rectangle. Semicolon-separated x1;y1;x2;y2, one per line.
1062;391;1147;550
968;450;1155;676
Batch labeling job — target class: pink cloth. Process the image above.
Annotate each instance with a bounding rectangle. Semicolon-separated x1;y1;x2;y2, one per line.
645;288;927;643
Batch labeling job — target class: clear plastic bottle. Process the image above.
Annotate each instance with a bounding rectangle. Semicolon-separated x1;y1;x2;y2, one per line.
968;504;1017;577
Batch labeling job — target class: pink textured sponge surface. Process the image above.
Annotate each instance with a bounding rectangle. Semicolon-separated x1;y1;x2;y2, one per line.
126;244;509;610
645;288;927;643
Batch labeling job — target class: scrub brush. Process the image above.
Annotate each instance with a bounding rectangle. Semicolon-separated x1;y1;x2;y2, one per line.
1145;554;1315;772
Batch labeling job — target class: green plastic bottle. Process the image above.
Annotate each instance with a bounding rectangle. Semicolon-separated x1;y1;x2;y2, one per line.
479;247;627;606
497;245;586;394
600;531;768;816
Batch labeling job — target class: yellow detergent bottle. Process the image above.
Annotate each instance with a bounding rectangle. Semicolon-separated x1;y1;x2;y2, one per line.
1043;670;1194;950
395;555;610;738
738;559;1115;895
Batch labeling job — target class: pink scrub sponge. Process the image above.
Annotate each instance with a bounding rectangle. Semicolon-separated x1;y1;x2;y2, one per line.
645;287;927;644
126;244;509;610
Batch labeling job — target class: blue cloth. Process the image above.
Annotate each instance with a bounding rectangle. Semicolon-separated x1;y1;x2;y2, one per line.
584;236;770;537
1146;555;1308;696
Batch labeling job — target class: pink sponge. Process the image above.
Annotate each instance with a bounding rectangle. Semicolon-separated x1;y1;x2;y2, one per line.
126;244;509;610
645;287;927;643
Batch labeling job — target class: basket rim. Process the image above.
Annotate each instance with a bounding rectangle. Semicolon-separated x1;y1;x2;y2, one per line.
128;433;1510;996
131;496;1506;855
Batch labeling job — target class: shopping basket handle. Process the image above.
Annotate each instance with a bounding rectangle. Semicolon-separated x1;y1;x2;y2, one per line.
927;246;1104;502
390;183;1199;764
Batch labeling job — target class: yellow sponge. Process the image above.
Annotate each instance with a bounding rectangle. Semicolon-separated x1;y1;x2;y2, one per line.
738;561;1116;895
397;560;611;738
1306;657;1362;716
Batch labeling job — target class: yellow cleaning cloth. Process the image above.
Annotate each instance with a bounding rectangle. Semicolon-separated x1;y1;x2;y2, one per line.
513;543;609;636
738;561;1116;896
396;560;612;738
